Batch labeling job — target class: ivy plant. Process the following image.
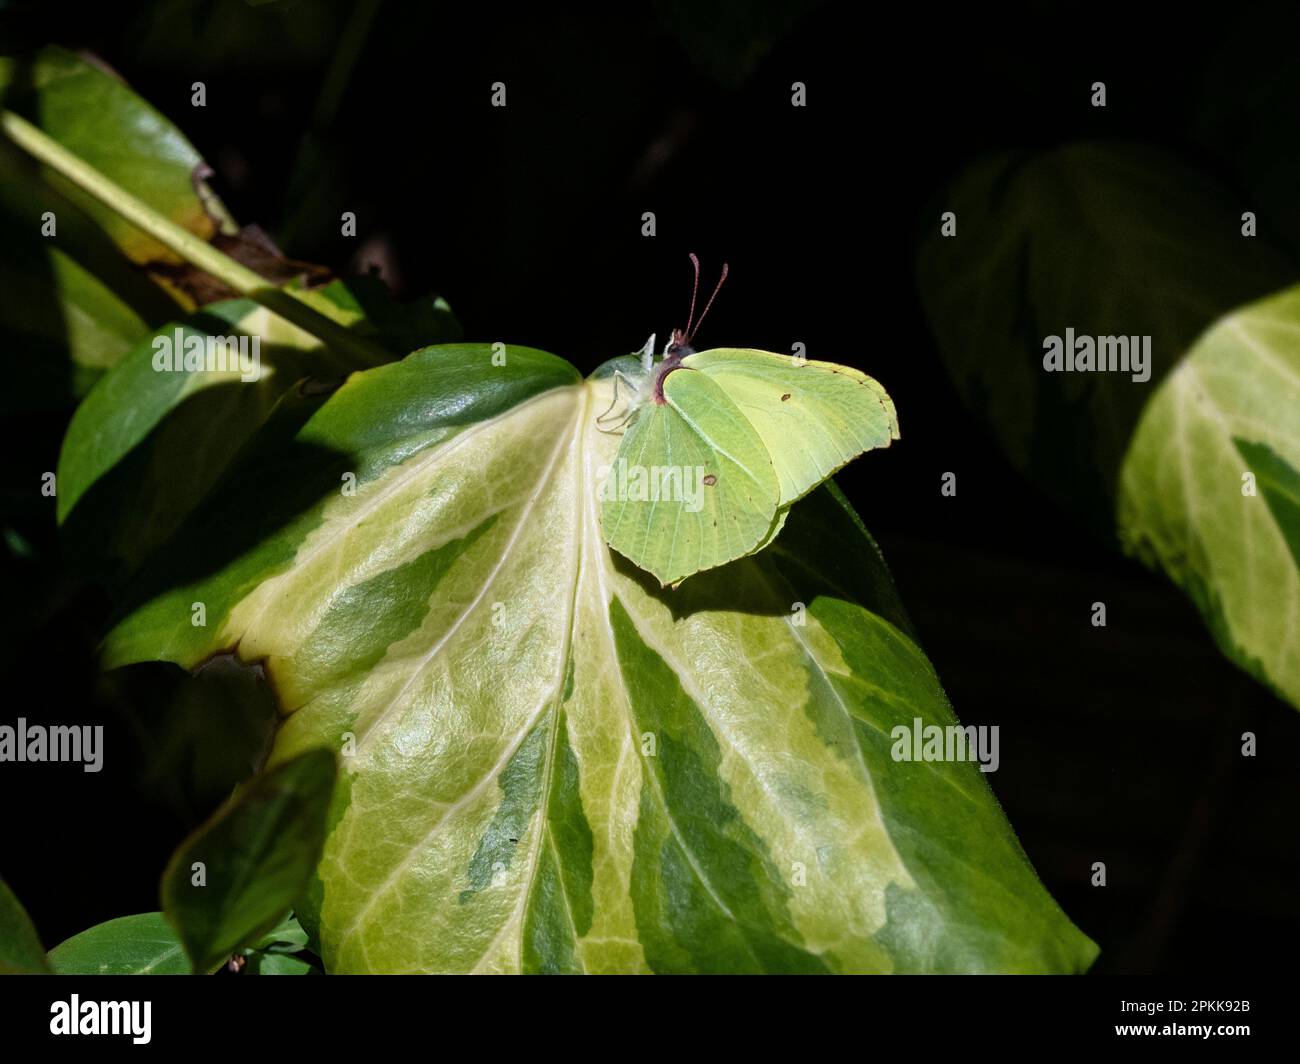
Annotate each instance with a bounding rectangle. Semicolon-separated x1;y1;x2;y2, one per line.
917;143;1300;710
0;48;1097;975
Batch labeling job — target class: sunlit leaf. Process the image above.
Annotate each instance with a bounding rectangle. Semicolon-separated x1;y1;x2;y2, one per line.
107;345;1096;973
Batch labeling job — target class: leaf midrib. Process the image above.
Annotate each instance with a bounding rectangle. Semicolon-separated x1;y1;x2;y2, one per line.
331;390;580;957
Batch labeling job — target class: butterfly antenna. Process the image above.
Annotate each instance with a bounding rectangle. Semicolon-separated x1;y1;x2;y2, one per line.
682;252;702;340
686;261;729;344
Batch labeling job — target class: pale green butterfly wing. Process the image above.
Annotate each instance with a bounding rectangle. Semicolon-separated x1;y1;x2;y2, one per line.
602;368;780;586
683;348;900;507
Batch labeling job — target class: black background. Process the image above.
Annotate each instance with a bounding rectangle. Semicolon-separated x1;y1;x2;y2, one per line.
1;0;1297;975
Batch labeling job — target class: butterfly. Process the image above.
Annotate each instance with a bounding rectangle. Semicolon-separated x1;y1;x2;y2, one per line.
598;254;899;587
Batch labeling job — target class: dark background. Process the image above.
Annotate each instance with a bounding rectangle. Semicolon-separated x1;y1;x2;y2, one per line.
1;0;1297;974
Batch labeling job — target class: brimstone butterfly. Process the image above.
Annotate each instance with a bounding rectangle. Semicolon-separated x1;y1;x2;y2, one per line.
599;255;899;586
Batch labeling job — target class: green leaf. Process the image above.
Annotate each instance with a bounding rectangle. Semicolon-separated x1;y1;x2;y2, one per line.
1118;285;1300;708
56;301;339;584
240;912;318;974
48;913;189;975
0;875;51;974
48;911;317;976
915;142;1292;530
248;912;310;953
244;951;319;975
0;47;232;403
161;749;337;975
330;275;461;360
56;278;458;584
0;197;168;410
0;46;227;267
107;344;1095;973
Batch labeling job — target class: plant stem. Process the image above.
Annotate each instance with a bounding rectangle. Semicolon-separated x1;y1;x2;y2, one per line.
0;108;391;368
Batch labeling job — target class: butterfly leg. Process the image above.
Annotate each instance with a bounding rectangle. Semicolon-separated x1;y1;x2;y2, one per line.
595;369;638;433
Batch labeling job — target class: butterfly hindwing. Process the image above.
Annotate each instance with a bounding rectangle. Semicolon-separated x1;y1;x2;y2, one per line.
682;348;899;507
601;367;780;586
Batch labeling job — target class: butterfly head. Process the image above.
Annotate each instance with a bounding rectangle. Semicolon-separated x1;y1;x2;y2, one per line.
665;328;694;358
602;253;730;427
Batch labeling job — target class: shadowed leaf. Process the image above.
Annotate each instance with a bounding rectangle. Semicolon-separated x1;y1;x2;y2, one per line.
161;748;336;974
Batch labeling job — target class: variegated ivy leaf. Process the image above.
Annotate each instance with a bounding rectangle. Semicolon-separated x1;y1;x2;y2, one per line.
1119;285;1300;709
104;344;1096;973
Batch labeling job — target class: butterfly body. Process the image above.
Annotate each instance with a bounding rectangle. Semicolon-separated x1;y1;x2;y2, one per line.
649;339;692;404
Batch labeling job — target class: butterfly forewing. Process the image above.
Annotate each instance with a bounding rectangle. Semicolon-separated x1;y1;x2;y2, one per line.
601;368;779;586
683;348;899;507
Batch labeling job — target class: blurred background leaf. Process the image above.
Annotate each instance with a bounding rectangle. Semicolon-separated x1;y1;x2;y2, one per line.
101;656;279;826
1118;286;1300;709
915;142;1293;529
652;0;826;88
0;875;51;973
915;142;1299;709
